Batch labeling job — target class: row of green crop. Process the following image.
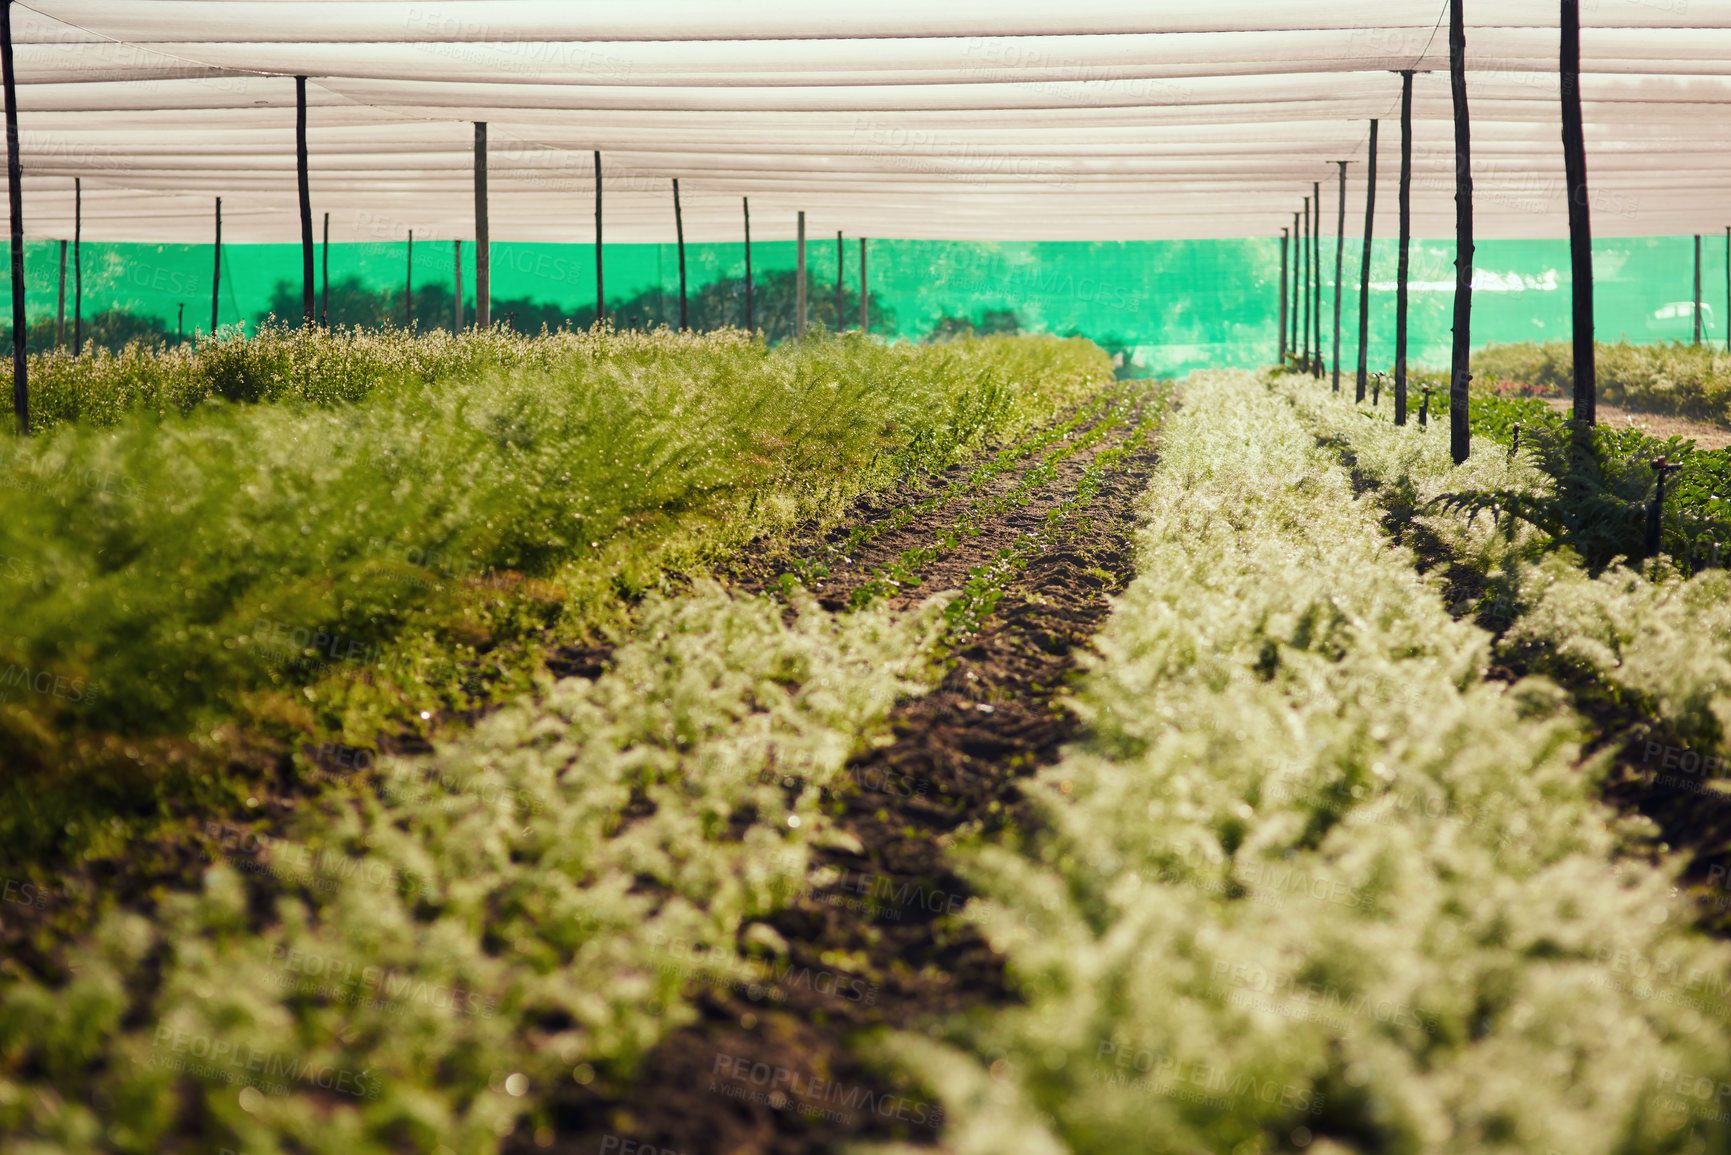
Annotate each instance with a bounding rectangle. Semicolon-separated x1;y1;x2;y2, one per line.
1289;378;1731;783
863;370;1731;1155
0;375;1168;1154
0;331;1112;867
1474;340;1731;428
1351;382;1731;573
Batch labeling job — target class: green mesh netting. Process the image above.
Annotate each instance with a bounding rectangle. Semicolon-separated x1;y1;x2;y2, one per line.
6;235;1723;377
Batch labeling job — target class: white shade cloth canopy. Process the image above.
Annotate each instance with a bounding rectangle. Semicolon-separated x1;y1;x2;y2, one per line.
7;0;1728;243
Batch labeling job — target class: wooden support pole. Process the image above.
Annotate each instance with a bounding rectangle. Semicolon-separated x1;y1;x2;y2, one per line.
296;76;314;328
55;239;64;349
474;122;489;329
1333;161;1347;392
1395;69;1414;426
859;236;868;332
1291;211;1300;361
2;0;24;433
796;211;806;336
211;196;221;336
73;177;80;354
1693;234;1702;345
1449;0;1474;464
1312;178;1322;378
1357;120;1378;402
1300;197;1310;370
1278;228;1289;364
835;230;844;331
743;197;753;333
673;178;687;331
1561;0;1594;431
453;239;463;331
593;150;603;325
405;229;413;329
320;211;329;327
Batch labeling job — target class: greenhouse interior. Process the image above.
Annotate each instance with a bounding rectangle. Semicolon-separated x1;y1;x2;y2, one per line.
3;3;1731;1154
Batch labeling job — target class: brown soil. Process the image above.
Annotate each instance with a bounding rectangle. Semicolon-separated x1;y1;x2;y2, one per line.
1542;398;1731;450
512;386;1163;1154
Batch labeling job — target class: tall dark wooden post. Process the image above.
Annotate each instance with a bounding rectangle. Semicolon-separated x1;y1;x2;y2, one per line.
405;229;413;328
1561;0;1594;431
474;122;489;329
1449;0;1474;464
55;239;64;348
796;211;807;336
1291;211;1300;361
743;197;753;332
211;196;221;335
1279;228;1289;364
1312;179;1323;378
320;211;329;326
673;179;687;331
593;150;603;325
1;0;24;433
1693;234;1702;345
73;177;80;354
859;237;868;331
1395;69;1414;426
296;76;314;327
1357;120;1378;402
1333;162;1347;392
1300;196;1310;370
835;230;844;330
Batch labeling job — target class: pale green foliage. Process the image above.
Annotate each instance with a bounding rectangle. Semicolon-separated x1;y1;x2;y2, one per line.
1503;561;1731;755
879;371;1731;1155
0;584;952;1153
1290;378;1731;759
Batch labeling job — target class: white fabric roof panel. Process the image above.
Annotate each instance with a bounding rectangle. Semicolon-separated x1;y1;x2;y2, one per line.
5;1;1728;243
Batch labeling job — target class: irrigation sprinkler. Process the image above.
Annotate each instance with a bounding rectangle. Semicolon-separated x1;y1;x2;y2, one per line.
1372;371;1383;407
1357;120;1378;402
1394;69;1414;426
177;303;183;343
321;211;329;327
673;179;687;332
1509;424;1521;458
296;76;314;328
1645;457;1682;564
1561;0;1595;433
593;151;603;325
1;0;24;433
474;122;489;329
1449;0;1474;465
1418;386;1434;428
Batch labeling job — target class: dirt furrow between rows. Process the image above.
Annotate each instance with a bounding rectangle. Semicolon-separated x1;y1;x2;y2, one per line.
519;391;1163;1154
